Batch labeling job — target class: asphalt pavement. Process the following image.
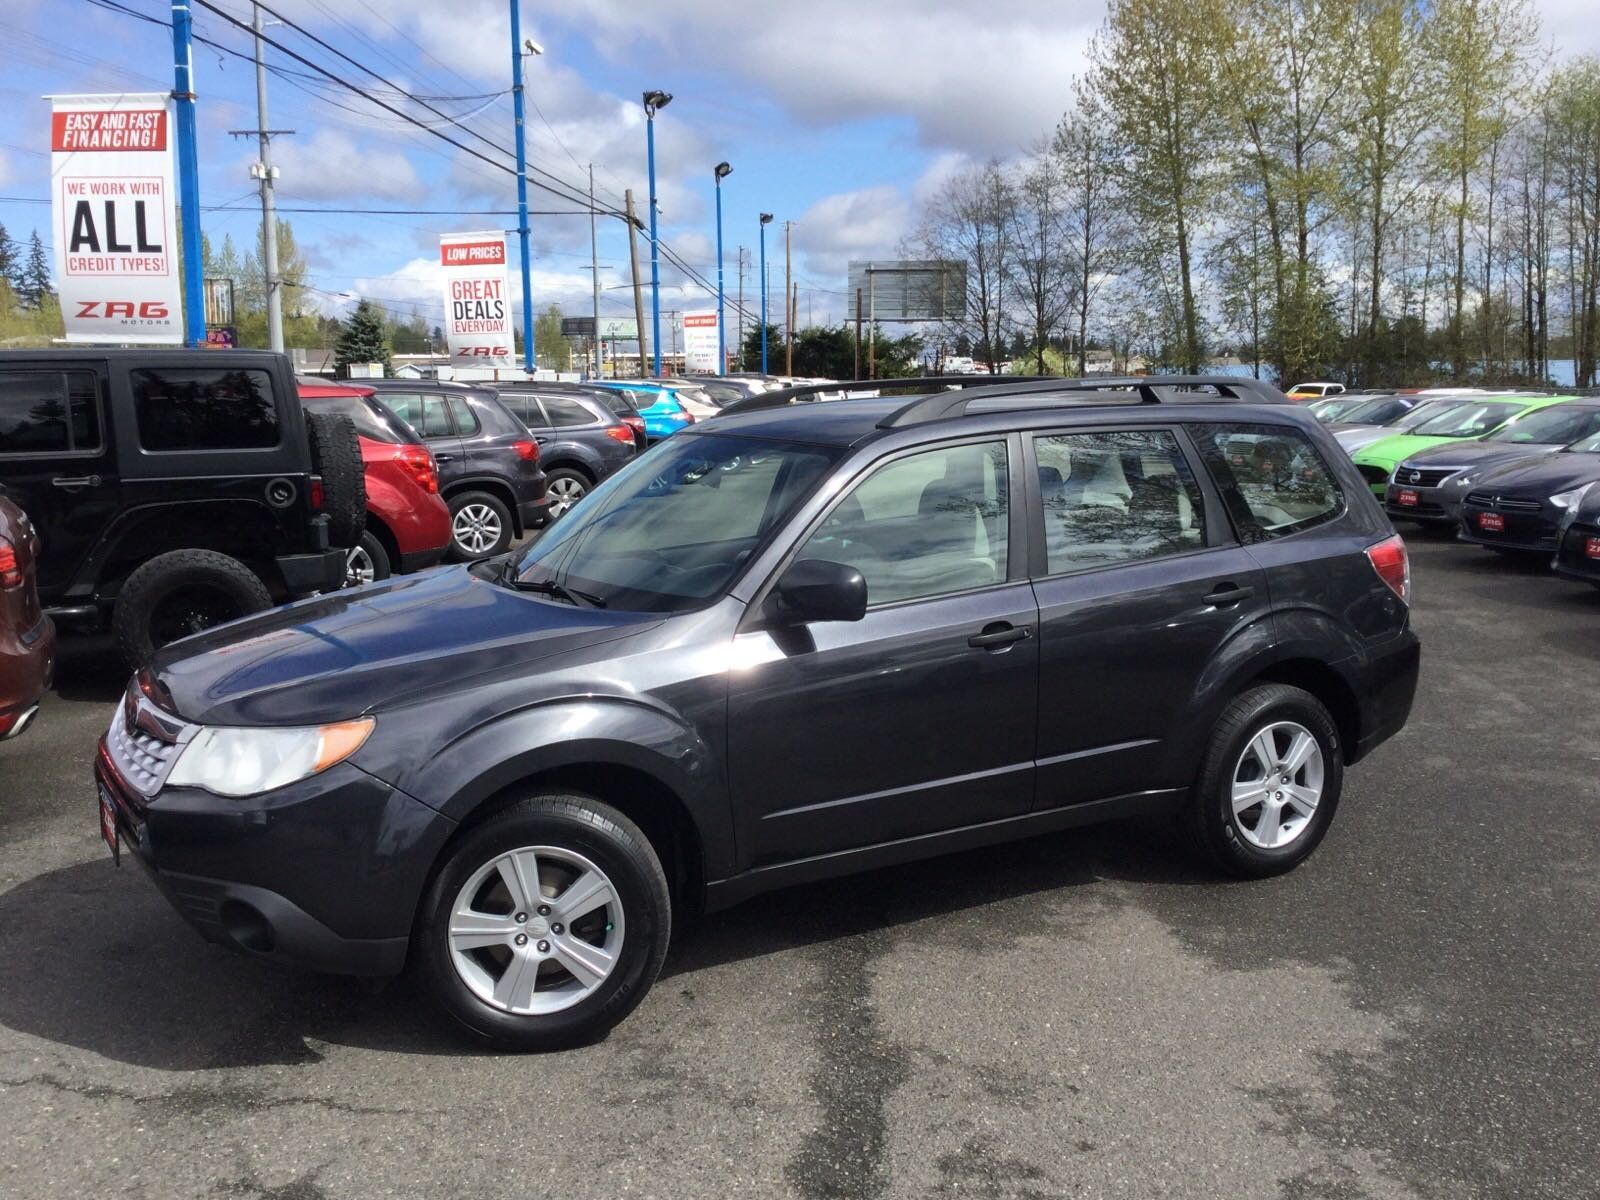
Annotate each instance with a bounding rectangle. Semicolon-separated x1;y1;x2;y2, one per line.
1;531;1597;1199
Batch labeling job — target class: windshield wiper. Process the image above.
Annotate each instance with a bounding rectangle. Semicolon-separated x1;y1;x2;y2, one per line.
506;574;607;608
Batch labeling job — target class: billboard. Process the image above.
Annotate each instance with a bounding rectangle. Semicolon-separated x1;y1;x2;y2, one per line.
439;231;514;362
598;317;638;341
845;260;965;322
50;93;183;344
561;316;595;338
682;310;719;373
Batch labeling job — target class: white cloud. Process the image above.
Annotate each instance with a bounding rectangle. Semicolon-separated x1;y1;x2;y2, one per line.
792;185;912;277
265;130;428;203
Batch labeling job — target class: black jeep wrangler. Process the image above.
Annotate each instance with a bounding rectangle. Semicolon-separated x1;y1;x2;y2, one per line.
0;349;364;670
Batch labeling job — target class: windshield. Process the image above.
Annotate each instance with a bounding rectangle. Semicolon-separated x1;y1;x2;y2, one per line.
508;434;840;613
1566;430;1600;454
1410;401;1522;438
1486;404;1600;445
1337;396;1410;425
1308;397;1367;422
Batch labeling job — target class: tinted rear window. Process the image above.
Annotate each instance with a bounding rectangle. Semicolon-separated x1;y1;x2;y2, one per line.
539;395;599;427
0;370;102;455
303;394;409;443
1192;423;1343;540
133;368;279;451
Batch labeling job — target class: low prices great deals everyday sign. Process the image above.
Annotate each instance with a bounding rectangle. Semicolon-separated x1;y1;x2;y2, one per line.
682;310;719;373
50;93;183;343
440;231;514;361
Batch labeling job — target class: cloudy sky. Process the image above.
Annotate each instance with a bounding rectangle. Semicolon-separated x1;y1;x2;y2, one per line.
4;0;1598;339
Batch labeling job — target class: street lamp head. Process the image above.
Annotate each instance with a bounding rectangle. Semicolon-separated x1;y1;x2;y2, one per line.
759;212;774;225
642;90;673;115
715;161;732;180
523;38;544;56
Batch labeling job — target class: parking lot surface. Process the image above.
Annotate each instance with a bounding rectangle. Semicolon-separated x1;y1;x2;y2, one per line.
1;533;1596;1200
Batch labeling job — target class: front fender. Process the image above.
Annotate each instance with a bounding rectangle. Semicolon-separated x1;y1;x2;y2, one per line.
399;696;736;881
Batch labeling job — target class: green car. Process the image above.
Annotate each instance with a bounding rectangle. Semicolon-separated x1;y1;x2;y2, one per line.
1350;395;1576;496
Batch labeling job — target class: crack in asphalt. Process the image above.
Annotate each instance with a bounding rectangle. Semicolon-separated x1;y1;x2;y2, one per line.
0;1072;423;1119
784;930;913;1200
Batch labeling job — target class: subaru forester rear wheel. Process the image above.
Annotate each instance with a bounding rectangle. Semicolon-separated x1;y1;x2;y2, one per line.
417;793;670;1050
1186;684;1343;878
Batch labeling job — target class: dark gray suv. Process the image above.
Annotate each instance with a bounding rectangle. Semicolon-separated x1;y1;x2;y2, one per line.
95;376;1418;1051
491;386;638;518
364;380;547;559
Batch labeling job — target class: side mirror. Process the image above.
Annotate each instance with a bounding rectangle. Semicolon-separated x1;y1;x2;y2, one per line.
773;558;867;624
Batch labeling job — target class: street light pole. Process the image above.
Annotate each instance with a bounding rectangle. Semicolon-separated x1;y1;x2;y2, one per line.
171;0;205;347
759;213;773;376
510;10;541;375
714;162;731;377
642;90;672;379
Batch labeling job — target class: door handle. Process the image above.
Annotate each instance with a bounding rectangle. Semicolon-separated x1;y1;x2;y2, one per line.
434;453;455;462
534;435;550;444
968;623;1033;650
52;475;101;491
1203;583;1255;606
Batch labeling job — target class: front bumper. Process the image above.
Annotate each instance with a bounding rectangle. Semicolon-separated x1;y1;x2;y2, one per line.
1384;482;1456;523
1457;504;1561;553
95;745;454;976
1553;525;1600;584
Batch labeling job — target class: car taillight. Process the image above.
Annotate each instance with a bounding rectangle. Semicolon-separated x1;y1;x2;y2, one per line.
398;444;439;494
680;409;696;424
512;438;540;462
0;537;21;589
309;475;325;511
1365;534;1410;604
604;424;634;444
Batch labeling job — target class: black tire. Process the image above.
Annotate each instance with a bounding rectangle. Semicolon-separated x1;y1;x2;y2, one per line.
1184;683;1345;879
416;793;671;1051
343;530;391;588
446;490;514;561
544;467;593;521
112;549;274;671
306;412;366;549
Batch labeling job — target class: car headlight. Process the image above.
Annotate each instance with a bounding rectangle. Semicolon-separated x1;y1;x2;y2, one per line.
1449;472;1476;490
1551;482;1596;513
167;718;374;797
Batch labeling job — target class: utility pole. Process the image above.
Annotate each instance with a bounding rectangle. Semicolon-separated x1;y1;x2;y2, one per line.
588;163;600;377
252;4;283;351
788;282;797;374
626;190;648;376
867;266;877;380
783;221;793;375
737;247;746;370
855;287;862;378
171;0;205;347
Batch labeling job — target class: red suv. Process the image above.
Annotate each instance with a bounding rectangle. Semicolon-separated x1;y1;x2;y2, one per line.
0;487;54;740
297;380;451;585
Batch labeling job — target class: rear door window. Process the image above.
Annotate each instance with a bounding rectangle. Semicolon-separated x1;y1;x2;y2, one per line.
1032;430;1206;574
537;395;599;428
1191;423;1343;540
446;395;480;435
132;368;279;451
0;370;102;455
383;393;454;439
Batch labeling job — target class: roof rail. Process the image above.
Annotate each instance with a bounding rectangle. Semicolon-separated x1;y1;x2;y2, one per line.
876;374;1288;428
715;375;1054;418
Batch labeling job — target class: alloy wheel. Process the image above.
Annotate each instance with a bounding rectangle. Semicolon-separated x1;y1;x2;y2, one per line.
345;543;376;587
547;476;587;518
452;503;504;556
447;845;626;1016
1230;721;1324;850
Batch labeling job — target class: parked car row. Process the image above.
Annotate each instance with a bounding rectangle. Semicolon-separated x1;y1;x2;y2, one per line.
1309;388;1600;593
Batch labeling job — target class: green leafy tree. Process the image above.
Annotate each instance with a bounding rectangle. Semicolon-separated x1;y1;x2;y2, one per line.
333;299;391;377
534;303;570;370
19;231;53;310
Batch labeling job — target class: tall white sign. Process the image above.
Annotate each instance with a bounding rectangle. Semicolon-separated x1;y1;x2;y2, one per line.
439;231;514;363
50;93;183;344
682;309;719;373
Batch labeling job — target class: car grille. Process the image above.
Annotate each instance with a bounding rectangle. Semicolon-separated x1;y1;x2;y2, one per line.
1465;492;1543;513
1394;465;1460;488
1358;464;1392;487
105;691;190;797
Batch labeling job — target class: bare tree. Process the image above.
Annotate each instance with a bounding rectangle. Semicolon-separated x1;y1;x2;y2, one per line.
1008;143;1076;374
910;161;1017;373
1057;90;1124;376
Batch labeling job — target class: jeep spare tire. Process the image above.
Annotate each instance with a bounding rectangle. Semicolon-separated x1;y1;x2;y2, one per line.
306;411;366;549
113;549;274;671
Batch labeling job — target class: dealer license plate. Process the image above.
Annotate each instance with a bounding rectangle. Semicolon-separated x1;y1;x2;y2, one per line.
1397;489;1419;507
1586;536;1600;560
1478;512;1505;532
99;787;119;865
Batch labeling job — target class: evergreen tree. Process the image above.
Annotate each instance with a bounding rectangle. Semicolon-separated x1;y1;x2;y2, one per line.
20;231;53;310
333;299;391;377
0;223;19;293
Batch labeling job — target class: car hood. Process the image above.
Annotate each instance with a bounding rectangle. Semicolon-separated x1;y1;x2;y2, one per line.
1467;451;1600;498
1400;441;1560;472
1333;424;1410;454
151;566;658;726
1352;434;1459;469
